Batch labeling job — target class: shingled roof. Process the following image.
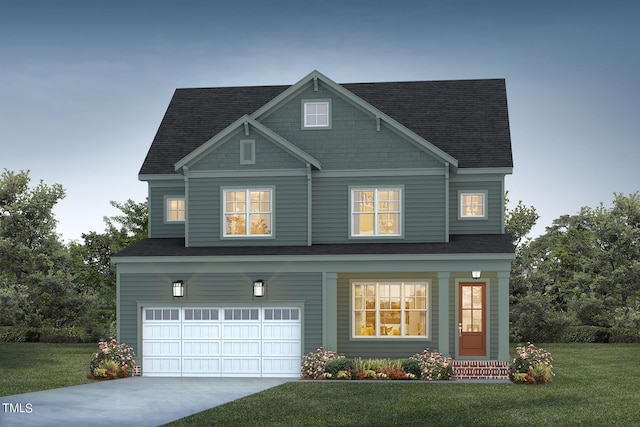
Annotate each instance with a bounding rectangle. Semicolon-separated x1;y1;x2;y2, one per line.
140;77;512;175
114;234;515;258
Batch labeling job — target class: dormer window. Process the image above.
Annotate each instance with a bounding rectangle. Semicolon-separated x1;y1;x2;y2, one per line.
303;100;330;128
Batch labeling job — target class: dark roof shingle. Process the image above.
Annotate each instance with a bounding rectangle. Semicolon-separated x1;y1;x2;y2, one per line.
114;234;514;258
139;78;512;175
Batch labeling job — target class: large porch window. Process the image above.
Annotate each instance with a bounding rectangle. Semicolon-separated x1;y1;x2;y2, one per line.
352;281;428;338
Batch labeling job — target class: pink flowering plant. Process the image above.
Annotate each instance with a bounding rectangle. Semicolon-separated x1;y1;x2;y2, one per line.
509;343;554;384
89;338;136;379
300;347;344;379
409;349;455;380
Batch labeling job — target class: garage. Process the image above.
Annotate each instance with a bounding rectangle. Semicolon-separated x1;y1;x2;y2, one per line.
142;307;301;377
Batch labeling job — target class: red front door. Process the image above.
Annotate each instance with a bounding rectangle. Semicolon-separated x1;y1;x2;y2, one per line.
459;283;486;357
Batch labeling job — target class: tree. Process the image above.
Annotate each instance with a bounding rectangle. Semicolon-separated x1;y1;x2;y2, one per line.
69;199;148;336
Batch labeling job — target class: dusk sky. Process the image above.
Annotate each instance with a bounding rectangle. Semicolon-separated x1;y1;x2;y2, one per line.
1;1;638;241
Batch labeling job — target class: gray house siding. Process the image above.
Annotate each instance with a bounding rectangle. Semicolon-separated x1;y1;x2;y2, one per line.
118;270;324;359
336;272;439;358
189;130;305;171
449;179;503;234
187;175;309;247
312;174;446;244
148;181;185;238
261;83;445;170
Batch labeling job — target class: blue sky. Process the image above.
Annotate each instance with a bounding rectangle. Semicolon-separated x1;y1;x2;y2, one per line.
1;1;638;241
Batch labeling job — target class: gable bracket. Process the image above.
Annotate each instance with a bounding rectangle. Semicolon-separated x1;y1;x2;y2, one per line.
376;116;381;132
244;121;250;136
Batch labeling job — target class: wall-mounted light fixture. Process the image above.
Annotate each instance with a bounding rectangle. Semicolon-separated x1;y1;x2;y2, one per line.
172;280;185;297
471;271;482;280
253;279;265;297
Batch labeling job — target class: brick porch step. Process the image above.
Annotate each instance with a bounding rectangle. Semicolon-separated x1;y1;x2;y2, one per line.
453;361;509;380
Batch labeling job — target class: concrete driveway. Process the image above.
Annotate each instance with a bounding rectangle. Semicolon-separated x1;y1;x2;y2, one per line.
1;377;293;427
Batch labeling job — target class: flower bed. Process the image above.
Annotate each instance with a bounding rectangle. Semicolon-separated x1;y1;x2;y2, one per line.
88;338;136;380
300;348;454;381
508;343;554;384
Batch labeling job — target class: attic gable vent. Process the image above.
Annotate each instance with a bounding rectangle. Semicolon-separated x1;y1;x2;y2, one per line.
240;140;255;165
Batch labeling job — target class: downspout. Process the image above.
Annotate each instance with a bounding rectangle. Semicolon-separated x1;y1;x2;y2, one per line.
307;163;312;246
184;166;190;248
444;162;450;242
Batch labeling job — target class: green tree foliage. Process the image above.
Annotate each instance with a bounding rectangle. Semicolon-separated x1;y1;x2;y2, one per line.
0;169;96;329
510;192;640;341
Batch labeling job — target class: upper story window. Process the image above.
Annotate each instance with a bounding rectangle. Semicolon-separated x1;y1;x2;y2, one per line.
351;188;401;237
460;191;487;219
166;197;186;222
353;281;428;338
223;189;272;237
303;101;330;128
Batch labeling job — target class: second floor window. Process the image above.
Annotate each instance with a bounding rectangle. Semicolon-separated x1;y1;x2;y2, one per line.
303;101;330;128
224;189;272;237
166;197;186;222
351;188;401;236
460;192;486;218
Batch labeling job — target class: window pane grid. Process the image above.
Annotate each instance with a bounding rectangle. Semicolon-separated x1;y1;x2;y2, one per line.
352;188;401;236
224;189;272;236
167;198;186;222
461;193;485;217
304;102;329;127
353;282;427;337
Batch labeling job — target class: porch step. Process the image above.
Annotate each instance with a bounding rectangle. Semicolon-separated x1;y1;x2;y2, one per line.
453;361;509;380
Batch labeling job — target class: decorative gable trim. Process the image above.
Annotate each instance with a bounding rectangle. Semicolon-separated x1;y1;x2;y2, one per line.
174;115;322;172
251;70;458;168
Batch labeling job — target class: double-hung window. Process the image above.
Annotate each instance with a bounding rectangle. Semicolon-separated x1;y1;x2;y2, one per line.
166;197;185;222
351;188;401;236
223;189;272;237
460;191;487;219
353;281;428;338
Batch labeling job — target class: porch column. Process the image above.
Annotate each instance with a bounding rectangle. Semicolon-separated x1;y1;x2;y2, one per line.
497;271;510;361
438;272;451;356
323;272;338;351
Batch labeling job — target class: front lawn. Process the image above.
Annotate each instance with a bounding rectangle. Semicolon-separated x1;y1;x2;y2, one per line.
0;342;95;396
164;343;640;426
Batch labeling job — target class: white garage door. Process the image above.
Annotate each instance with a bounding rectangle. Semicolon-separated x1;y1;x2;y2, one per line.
142;307;301;377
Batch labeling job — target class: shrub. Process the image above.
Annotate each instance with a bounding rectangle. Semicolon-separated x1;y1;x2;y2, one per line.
562;325;610;343
300;348;343;379
609;334;640;343
89;338;136;379
409;349;454;381
509;343;554;384
324;358;355;377
401;359;421;378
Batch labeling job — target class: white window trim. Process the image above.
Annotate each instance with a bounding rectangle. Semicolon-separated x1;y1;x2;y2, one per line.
459;190;488;220
222;188;274;238
351;281;430;339
350;187;403;237
240;139;255;165
302;100;331;129
165;196;186;223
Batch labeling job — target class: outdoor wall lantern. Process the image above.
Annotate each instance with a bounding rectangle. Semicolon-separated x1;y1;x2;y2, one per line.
253;279;265;297
172;280;185;297
471;271;482;280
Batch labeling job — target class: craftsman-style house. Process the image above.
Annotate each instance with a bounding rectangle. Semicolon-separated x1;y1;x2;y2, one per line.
113;70;515;377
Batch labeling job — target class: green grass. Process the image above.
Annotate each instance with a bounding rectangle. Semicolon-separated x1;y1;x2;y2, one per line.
0;342;95;396
164;344;640;427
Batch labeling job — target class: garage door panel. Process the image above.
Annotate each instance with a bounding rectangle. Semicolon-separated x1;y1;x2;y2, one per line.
183;324;220;339
143;357;180;376
262;358;300;376
263;324;301;339
263;341;300;356
183;358;221;374
183;341;220;356
223;324;260;339
223;341;260;356
144;324;180;339
143;341;180;356
222;358;261;374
